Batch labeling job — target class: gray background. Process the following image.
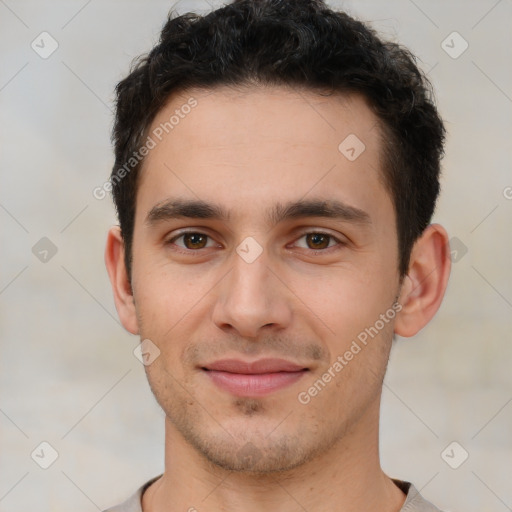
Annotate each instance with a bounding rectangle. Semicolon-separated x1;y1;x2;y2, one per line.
0;1;511;511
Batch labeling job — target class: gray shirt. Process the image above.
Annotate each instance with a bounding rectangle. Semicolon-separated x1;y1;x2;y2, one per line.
103;476;444;511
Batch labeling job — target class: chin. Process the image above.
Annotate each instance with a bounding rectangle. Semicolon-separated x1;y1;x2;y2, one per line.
198;436;316;474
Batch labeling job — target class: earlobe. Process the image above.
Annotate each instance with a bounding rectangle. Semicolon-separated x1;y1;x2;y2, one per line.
394;224;451;338
104;226;139;335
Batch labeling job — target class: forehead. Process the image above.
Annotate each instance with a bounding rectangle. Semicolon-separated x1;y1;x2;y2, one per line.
136;85;389;223
144;85;381;158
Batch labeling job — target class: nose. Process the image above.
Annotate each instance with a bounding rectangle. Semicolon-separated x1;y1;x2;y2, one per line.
211;247;293;338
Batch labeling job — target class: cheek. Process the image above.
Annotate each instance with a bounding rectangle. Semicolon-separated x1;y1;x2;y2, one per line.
131;262;219;368
289;263;396;340
133;255;207;317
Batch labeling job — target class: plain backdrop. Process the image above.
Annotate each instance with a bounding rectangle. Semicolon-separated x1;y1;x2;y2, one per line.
0;1;511;511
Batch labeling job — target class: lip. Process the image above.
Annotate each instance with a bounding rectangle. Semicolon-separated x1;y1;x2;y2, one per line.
201;358;308;397
203;358;307;374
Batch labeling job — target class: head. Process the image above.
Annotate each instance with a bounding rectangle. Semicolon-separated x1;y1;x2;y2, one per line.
111;0;445;282
105;0;450;474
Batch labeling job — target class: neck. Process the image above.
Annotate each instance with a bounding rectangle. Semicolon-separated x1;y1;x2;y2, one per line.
142;400;406;512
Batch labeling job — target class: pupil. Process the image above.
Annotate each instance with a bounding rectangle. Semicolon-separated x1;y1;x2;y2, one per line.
185;233;205;249
308;233;328;249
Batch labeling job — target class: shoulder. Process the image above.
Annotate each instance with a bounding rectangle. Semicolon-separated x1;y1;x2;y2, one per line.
103;476;162;512
395;480;445;512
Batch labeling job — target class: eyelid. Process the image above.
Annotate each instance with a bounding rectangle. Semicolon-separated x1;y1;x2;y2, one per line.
166;229;222;250
289;230;347;251
165;228;347;253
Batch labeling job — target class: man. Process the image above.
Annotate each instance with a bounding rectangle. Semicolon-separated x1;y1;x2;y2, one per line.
103;0;451;510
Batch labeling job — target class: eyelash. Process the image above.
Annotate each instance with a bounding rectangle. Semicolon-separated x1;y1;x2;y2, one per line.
165;230;346;255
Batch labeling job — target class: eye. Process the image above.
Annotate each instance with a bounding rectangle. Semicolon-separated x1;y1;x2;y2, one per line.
292;232;344;251
167;231;218;251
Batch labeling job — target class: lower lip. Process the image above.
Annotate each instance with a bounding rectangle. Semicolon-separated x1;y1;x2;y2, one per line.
204;370;307;397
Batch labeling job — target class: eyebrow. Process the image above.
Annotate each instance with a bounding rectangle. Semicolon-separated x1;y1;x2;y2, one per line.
145;197;371;227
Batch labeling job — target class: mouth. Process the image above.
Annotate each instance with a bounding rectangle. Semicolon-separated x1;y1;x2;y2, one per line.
200;358;309;397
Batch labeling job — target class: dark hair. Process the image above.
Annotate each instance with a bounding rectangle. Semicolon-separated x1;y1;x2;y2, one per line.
111;0;445;280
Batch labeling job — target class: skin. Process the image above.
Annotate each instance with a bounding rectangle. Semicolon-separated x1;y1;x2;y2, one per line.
105;85;451;512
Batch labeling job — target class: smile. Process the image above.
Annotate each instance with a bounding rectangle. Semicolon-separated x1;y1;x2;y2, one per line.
201;358;309;397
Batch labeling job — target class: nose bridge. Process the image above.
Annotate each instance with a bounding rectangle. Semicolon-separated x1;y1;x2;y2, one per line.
212;244;291;336
227;248;272;312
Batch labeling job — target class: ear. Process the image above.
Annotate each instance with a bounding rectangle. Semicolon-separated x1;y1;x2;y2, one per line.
394;224;451;337
104;226;139;335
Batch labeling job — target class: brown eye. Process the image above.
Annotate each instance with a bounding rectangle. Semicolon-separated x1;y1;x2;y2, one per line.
291;231;344;253
182;233;208;249
305;233;331;250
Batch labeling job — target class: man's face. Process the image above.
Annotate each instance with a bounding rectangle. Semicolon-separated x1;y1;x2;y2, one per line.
129;86;402;472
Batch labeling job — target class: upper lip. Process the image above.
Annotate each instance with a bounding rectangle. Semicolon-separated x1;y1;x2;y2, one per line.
202;358;308;374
